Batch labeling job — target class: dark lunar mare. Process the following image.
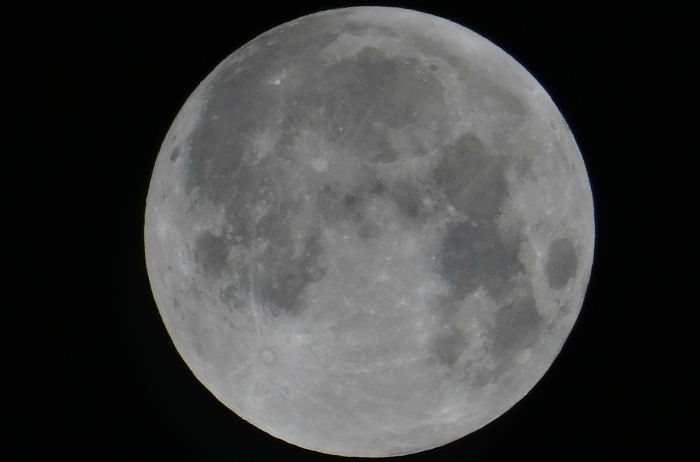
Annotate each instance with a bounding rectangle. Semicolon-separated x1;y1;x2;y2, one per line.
433;134;543;379
194;232;230;277
183;25;459;319
182;14;544;375
545;238;578;289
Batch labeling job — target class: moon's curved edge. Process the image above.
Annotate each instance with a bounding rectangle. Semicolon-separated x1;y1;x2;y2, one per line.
144;6;595;458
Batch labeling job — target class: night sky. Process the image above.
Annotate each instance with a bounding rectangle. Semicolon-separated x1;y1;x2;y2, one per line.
7;2;690;461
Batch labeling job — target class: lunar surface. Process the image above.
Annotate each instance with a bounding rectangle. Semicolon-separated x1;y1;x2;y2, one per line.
144;7;594;457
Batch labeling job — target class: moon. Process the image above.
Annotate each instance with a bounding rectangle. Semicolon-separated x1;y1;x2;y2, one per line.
144;7;594;458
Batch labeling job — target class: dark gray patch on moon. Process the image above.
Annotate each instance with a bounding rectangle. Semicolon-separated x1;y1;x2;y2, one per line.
370;178;387;195
221;164;256;248
342;192;362;212
184;96;251;202
170;145;180;162
391;181;423;220
194;232;230;277
316;185;343;223
296;46;450;158
182;17;341;202
433;133;509;220
489;294;542;359
255;203;291;249
256;229;327;316
219;283;246;310
545;237;578;289
430;128;545;379
431;325;467;366
437;220;523;301
374;145;400;163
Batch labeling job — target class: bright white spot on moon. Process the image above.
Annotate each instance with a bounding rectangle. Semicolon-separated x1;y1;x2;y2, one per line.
145;6;594;458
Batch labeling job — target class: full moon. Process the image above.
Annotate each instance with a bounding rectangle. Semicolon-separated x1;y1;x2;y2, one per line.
145;7;594;457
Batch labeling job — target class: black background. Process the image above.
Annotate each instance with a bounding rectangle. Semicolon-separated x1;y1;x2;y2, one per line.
8;2;691;461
